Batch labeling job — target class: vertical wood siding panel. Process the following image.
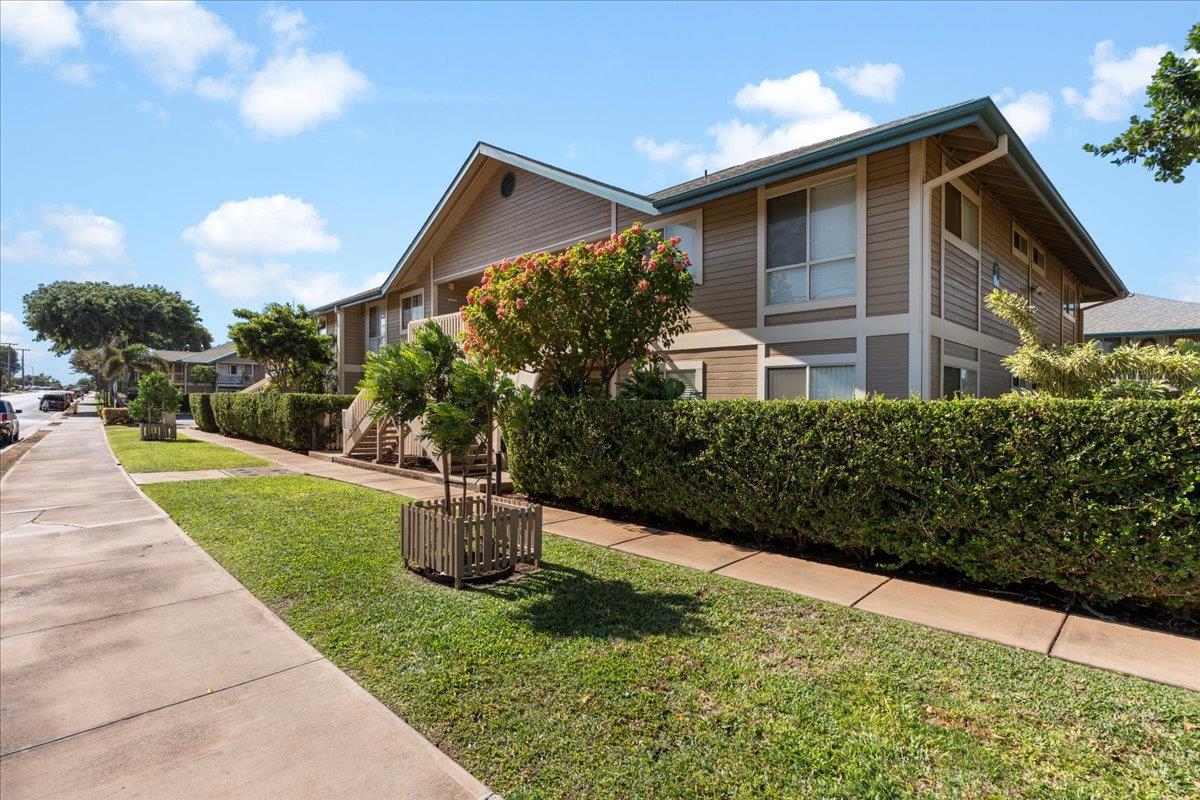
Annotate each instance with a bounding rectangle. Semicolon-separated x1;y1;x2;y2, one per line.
866;333;909;398
866;145;910;316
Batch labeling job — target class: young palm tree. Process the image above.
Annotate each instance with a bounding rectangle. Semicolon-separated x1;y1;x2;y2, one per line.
359;342;434;464
420;401;480;509
100;340;164;404
448;357;515;512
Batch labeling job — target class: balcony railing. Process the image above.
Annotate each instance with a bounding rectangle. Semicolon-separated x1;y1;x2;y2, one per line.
407;311;463;343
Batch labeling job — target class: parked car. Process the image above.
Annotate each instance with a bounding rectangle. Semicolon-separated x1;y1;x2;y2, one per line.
0;400;21;445
39;393;68;412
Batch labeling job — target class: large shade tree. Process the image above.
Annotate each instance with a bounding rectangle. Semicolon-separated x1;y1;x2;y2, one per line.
1082;22;1200;183
23;281;211;355
228;302;334;392
461;224;694;396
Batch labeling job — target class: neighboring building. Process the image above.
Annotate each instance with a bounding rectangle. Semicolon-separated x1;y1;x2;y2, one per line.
312;97;1126;402
1083;294;1200;350
154;343;266;393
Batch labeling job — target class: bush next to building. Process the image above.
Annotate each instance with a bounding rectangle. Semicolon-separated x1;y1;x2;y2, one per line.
505;396;1200;611
99;407;131;426
190;393;217;432
205;392;355;451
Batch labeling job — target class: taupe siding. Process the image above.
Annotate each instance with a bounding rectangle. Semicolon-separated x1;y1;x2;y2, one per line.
866;333;909;398
979;194;1023;344
865;144;909;316
768;338;857;358
930;335;941;395
943;340;977;361
980;350;1010;397
663;346;757;399
689;191;758;332
765;304;855;326
928;147;942;317
386;291;401;343
433;165;610;282
943;241;978;329
342;304;365;366
437;281;470;316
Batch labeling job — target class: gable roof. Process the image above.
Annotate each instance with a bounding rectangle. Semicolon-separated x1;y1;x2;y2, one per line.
154;342;243;364
311;97;1125;313
1083;294;1200;337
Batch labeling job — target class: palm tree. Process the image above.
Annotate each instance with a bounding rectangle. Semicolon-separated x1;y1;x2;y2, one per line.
360;342;434;465
100;340;164;404
420;401;480;509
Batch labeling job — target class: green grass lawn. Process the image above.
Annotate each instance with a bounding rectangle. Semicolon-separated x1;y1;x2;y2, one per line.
106;425;271;473
143;474;1200;800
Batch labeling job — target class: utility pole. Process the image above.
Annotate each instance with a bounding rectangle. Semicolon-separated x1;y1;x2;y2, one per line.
1;342;29;391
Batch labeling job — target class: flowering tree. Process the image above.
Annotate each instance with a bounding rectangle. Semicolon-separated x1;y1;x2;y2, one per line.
461;224;694;396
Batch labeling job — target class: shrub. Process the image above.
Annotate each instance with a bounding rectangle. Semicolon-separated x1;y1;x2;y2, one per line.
190;393;216;432
505;396;1200;611
127;370;180;423
100;407;131;426
209;392;355;451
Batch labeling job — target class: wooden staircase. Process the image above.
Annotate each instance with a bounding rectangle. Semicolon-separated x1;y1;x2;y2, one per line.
341;390;492;474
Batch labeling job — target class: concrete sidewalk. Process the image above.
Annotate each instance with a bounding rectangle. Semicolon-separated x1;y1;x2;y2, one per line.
188;427;1199;692
0;407;498;799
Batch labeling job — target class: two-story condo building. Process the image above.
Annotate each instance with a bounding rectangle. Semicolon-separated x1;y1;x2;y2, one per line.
311;98;1126;403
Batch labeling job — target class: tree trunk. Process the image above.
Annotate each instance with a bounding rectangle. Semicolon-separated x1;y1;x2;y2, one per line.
460;449;468;506
441;452;452;510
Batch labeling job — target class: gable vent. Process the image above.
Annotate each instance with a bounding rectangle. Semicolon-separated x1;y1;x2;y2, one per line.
499;171;517;198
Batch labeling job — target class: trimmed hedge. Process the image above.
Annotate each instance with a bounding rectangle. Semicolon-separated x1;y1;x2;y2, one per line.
205;392;355;451
99;407;130;426
190;393;216;432
505;396;1200;611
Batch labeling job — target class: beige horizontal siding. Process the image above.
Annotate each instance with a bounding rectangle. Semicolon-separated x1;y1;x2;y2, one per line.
928;145;942;317
765;304;855;326
943;240;978;329
980;350;1010;397
943;340;977;361
768;338;857;358
979;194;1023;344
930;335;941;396
432;165;610;282
689;190;758;332
663;346;757;400
437;281;471;316
866;333;909;399
342;304;365;366
866;144;910;316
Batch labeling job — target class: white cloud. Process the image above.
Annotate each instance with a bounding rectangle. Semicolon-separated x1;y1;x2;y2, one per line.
0;0;82;62
1062;40;1169;122
1176;273;1200;303
830;62;903;102
239;48;370;137
0;205;127;267
195;74;238;101
637;70;873;175
194;254;382;305
54;62;93;85
0;310;22;339
995;89;1054;142
263;5;308;50
183;194;340;257
84;0;254;91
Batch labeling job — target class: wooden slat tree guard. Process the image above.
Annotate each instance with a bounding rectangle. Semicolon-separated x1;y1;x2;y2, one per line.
138;421;177;440
401;496;542;589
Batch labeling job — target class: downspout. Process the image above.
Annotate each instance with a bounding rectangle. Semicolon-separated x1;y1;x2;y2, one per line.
920;133;1008;398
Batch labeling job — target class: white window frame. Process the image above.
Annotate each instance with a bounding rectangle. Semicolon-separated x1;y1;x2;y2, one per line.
399;289;424;335
942;179;981;259
1031;241;1047;276
761;352;859;400
658;358;705;398
1011;223;1031;265
1061;276;1078;320
763;166;858;313
366;302;385;353
651;209;703;285
941;355;979;398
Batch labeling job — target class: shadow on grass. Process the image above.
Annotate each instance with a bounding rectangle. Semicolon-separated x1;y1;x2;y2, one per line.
477;562;710;641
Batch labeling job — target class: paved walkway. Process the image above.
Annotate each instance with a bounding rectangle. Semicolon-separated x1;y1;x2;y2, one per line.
186;427;1200;692
0;407;498;799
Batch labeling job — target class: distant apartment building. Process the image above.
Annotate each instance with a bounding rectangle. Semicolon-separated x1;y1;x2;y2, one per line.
154;343;265;393
1083;294;1200;350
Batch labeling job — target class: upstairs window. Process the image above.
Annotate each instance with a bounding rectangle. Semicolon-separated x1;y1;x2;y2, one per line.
367;303;385;353
1031;244;1047;276
662;217;703;283
1012;224;1030;263
401;291;424;330
944;184;980;250
766;177;856;305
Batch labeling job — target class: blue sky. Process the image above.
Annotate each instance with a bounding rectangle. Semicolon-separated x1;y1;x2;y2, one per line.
2;1;1197;380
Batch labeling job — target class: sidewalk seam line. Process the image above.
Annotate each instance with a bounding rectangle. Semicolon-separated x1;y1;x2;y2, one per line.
849;577;892;608
1046;612;1072;655
0;587;247;640
708;550;761;573
0;544;192;578
0;656;325;759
